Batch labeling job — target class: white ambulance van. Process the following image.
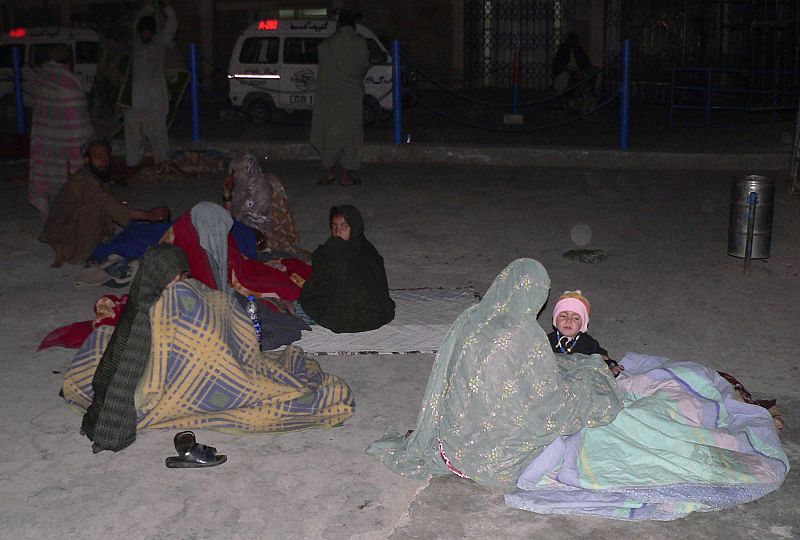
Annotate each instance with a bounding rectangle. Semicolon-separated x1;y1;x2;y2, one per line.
0;26;100;102
227;19;393;125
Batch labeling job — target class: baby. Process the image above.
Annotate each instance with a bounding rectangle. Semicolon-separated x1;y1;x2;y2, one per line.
547;290;623;377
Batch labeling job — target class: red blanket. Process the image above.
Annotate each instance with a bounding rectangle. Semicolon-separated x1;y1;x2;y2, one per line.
38;294;127;351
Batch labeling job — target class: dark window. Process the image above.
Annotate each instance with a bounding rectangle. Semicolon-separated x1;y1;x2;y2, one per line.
239;37;279;64
30;43;70;67
283;37;322;64
367;39;387;65
0;45;26;68
75;41;99;64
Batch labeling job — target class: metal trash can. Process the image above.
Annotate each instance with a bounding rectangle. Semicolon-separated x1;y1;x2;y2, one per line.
727;175;774;259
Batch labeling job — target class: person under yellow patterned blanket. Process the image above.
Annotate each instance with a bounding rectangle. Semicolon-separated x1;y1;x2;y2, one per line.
63;245;353;450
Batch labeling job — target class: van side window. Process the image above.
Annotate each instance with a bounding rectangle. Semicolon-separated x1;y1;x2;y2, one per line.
31;43;70;67
283;38;323;64
367;39;387;65
75;41;99;64
0;44;26;68
239;37;279;64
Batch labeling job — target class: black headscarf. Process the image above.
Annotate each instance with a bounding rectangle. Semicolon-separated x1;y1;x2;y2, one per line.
81;244;188;452
300;205;395;333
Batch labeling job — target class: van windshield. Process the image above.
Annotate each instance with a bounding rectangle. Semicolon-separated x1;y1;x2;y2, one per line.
0;45;25;68
30;43;70;67
367;39;388;65
239;37;279;64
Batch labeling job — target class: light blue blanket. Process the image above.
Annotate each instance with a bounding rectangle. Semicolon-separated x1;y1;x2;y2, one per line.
505;353;788;520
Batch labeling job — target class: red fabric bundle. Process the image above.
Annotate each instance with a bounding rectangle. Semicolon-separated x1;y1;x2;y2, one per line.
168;212;311;301
38;294;128;351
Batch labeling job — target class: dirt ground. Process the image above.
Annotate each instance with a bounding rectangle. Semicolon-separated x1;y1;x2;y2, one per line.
1;149;798;539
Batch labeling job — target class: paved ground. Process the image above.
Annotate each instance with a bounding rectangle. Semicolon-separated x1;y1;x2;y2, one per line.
0;86;800;540
1;95;798;539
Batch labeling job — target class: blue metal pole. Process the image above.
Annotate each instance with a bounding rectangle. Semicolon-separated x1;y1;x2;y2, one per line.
512;85;519;115
619;39;631;150
392;40;402;145
12;46;25;135
668;66;676;126
743;191;758;274
189;43;201;141
705;70;712;126
512;48;520;115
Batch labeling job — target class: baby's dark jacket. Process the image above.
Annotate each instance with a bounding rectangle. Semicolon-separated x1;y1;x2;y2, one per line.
547;330;607;356
547;330;619;372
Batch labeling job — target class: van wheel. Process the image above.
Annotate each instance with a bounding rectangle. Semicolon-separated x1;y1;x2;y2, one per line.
363;96;382;126
245;99;275;125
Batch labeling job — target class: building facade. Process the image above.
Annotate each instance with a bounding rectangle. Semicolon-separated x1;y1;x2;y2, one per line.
2;0;797;96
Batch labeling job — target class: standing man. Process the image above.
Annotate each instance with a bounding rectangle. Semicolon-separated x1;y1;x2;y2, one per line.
28;44;95;220
124;0;178;168
310;10;370;186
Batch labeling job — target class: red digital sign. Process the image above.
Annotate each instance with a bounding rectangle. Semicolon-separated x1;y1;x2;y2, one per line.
258;20;278;31
9;28;27;38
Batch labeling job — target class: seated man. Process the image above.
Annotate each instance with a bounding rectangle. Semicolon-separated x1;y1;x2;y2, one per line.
551;33;597;113
41;139;169;267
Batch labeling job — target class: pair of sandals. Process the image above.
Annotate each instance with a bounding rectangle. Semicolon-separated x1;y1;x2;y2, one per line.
318;171;362;186
165;431;227;468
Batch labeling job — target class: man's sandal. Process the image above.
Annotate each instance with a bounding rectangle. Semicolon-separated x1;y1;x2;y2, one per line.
165;431;227;468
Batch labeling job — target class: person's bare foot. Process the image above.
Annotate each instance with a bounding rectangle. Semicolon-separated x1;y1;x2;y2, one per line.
339;169;362;186
317;167;336;185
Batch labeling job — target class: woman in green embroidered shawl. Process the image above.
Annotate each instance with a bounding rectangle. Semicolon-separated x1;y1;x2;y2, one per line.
81;244;188;452
367;258;623;488
299;205;394;333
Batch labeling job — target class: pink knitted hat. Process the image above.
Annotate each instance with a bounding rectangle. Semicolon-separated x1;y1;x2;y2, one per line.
552;290;590;333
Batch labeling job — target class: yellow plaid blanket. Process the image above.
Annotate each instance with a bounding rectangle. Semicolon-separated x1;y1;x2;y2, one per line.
63;280;354;433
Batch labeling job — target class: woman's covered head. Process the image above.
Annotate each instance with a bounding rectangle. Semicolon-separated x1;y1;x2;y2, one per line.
552;290;590;336
480;258;550;323
228;153;262;181
224;154;273;233
329;205;364;241
191;202;234;232
190;202;234;291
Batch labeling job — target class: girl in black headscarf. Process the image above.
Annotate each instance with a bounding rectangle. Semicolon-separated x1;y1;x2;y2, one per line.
300;205;394;333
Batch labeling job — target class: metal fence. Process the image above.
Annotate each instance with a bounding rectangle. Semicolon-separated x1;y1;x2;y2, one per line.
463;0;576;90
463;0;800;107
604;0;800;105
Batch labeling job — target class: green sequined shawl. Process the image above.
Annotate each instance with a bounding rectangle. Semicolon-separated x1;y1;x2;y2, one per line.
367;258;623;488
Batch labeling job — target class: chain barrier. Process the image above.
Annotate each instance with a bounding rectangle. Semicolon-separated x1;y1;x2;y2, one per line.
402;49;601;110
402;87;620;133
191;47;615;133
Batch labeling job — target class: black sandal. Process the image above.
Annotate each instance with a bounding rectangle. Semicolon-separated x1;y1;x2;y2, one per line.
166;431;227;468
